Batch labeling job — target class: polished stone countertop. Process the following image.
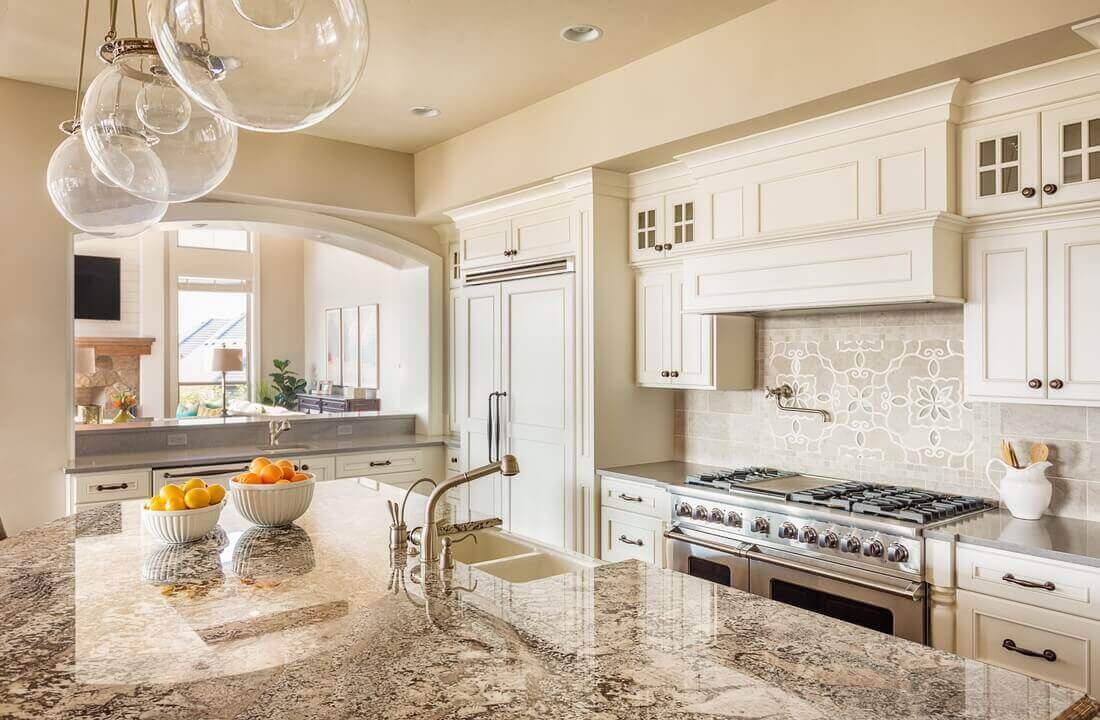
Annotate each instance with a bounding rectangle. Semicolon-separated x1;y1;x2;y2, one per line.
75;409;416;433
66;434;449;473
2;480;1095;719
597;460;730;488
927;509;1100;568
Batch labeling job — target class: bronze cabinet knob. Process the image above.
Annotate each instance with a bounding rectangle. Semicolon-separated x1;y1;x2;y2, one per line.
1043;183;1058;195
660;370;671;378
670;371;679;378
1021;187;1036;198
1050;378;1064;390
664;243;673;251
1028;378;1043;389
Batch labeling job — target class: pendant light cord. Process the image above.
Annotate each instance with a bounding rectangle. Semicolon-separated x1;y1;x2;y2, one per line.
72;0;92;124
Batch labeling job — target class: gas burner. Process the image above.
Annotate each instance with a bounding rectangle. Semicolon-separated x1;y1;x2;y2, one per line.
789;482;991;523
685;466;798;491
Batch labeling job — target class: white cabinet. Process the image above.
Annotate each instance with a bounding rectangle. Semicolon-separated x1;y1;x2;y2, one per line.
966;224;1100;404
334;448;424;479
630;197;665;263
71;468;152;509
1040;98;1100;207
296;455;335;482
597;475;669;567
447;286;461;434
635;268;754;390
960;114;1041;217
630;191;709;264
458;272;576;550
459;204;576;271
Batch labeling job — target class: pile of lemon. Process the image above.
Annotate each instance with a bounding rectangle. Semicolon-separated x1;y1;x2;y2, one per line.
145;478;226;511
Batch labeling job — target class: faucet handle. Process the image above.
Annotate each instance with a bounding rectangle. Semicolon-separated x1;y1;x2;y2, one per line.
439;533;477;571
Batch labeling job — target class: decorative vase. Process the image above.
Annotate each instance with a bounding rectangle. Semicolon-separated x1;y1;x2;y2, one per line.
986;459;1053;520
112;409;134;423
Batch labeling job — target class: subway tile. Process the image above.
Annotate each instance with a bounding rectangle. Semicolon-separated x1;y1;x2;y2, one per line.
708;390;753;414
1001;404;1087;441
1049;476;1087;520
1089;408;1100;442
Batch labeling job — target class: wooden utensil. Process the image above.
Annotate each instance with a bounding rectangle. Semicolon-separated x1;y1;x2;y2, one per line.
1008;442;1022;469
1030;442;1050;464
1001;440;1018;468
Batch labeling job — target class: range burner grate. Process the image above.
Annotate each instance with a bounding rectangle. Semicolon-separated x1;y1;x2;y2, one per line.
790;482;990;523
685;467;797;491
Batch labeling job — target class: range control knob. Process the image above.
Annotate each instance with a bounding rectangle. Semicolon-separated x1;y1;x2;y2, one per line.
676;502;693;517
777;522;797;540
751;517;770;534
817;530;839;549
862;538;885;558
886;542;910;563
724;511;742;528
693;506;708;521
840;534;862;553
797;526;818;544
709;508;725;524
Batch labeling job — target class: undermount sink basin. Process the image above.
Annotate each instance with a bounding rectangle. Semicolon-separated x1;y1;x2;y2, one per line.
449;530;534;565
255;444;312;452
471;552;595;584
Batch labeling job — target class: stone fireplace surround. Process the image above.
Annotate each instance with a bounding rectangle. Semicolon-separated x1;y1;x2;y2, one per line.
73;337;154;415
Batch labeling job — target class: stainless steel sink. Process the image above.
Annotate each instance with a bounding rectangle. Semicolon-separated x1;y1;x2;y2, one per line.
255;444;312;452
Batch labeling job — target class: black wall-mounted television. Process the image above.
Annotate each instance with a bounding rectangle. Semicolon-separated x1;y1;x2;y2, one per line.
74;255;121;321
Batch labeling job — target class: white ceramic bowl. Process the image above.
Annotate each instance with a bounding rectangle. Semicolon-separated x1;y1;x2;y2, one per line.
231;474;316;527
141;501;225;545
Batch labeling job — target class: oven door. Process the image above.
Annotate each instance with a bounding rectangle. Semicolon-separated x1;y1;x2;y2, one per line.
747;545;926;644
664;527;751;592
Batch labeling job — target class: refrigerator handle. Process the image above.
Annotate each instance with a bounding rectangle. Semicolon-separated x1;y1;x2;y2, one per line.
487;392;499;462
495;392;508;462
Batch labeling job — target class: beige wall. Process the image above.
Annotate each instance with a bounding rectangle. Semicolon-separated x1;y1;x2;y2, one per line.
257;234;306;390
414;0;1100;214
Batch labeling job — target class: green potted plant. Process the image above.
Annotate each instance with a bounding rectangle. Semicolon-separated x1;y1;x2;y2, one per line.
269;359;307;409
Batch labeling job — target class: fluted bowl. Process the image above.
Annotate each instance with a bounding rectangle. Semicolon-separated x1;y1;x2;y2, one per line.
141;500;225;544
230;474;316;527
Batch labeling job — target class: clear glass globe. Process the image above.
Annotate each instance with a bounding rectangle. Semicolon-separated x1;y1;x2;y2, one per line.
232;0;305;30
81;56;237;203
46;131;168;239
148;0;369;132
136;76;192;134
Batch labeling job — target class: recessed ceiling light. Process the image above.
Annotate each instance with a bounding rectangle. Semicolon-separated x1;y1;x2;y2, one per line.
410;106;441;119
560;24;603;43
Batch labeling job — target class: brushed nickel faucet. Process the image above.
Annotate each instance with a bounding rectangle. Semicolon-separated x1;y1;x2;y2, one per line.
420;455;520;570
268;419;292;446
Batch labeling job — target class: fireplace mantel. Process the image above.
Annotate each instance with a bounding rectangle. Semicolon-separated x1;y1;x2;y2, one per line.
74;337;155;356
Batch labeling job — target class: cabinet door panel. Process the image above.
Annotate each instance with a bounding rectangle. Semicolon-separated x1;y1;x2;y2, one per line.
666;190;710;255
670;270;713;388
964;232;1046;400
636;271;671;385
459;284;501;517
461;219;510;270
510;204;574;263
1041;99;1100;207
1048;225;1100;402
500;273;575;550
629;198;665;264
960;115;1041;216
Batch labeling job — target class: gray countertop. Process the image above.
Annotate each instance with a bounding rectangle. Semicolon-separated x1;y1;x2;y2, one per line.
927;509;1100;569
67;434;449;473
2;480;1094;720
597;460;728;488
75;409;417;434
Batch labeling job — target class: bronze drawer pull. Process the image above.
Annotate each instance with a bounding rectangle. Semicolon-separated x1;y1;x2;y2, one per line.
95;483;128;492
1002;573;1055;591
618;535;644;546
1002;638;1056;662
1021;186;1036;198
369;460;392;467
164;466;248;478
618;493;644;503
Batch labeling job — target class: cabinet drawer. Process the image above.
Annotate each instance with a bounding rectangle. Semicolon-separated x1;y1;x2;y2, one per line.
957;544;1100;621
601;476;667;519
601;506;663;565
956;589;1099;693
335;449;423;478
297;455;336;482
73;469;151;505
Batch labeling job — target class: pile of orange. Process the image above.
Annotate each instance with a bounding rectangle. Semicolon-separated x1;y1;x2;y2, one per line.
145;477;226;511
233;456;310;485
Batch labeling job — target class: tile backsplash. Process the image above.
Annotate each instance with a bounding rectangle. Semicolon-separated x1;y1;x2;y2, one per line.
674;307;1100;519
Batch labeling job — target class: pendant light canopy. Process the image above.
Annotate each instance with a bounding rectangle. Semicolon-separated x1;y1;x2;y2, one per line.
147;0;369;132
47;128;168;239
81;40;238;203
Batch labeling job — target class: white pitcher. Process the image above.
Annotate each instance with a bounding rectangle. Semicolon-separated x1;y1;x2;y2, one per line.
986;459;1053;520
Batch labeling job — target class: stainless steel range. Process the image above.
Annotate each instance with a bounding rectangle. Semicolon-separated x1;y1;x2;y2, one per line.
664;467;995;644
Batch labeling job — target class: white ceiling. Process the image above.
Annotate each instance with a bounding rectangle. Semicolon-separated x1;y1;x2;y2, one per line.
0;0;773;153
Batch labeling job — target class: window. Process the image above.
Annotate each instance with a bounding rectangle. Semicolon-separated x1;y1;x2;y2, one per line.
177;229;251;252
176;289;250;407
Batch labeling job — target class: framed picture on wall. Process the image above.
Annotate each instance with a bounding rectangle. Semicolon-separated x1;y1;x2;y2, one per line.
325;308;341;385
341;307;359;387
359;304;379;389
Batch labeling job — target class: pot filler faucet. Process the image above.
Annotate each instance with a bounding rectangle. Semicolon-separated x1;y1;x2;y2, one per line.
420;454;520;570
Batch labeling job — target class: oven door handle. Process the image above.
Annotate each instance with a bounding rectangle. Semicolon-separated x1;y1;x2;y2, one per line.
746;546;924;601
663;529;752;558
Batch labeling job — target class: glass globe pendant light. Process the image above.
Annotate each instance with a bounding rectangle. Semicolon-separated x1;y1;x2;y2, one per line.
46;0;167;239
81;32;237;204
147;0;369;132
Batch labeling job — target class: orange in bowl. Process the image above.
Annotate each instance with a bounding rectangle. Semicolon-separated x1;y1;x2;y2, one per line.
249;456;272;474
239;472;262;485
291;472;310;483
259;464;284;484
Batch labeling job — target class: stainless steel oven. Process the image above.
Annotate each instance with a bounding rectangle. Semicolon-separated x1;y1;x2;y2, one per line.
665;527;926;644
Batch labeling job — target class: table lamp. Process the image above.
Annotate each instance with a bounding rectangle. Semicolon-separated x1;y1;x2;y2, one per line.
210;347;244;418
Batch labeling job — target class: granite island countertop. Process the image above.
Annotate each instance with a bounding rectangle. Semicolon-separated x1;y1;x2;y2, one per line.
66;433;450;473
2;480;1097;720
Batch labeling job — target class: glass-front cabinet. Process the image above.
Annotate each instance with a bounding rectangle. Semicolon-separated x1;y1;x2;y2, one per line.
1041;98;1100;207
630;190;708;263
630;197;665;263
960;114;1040;216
